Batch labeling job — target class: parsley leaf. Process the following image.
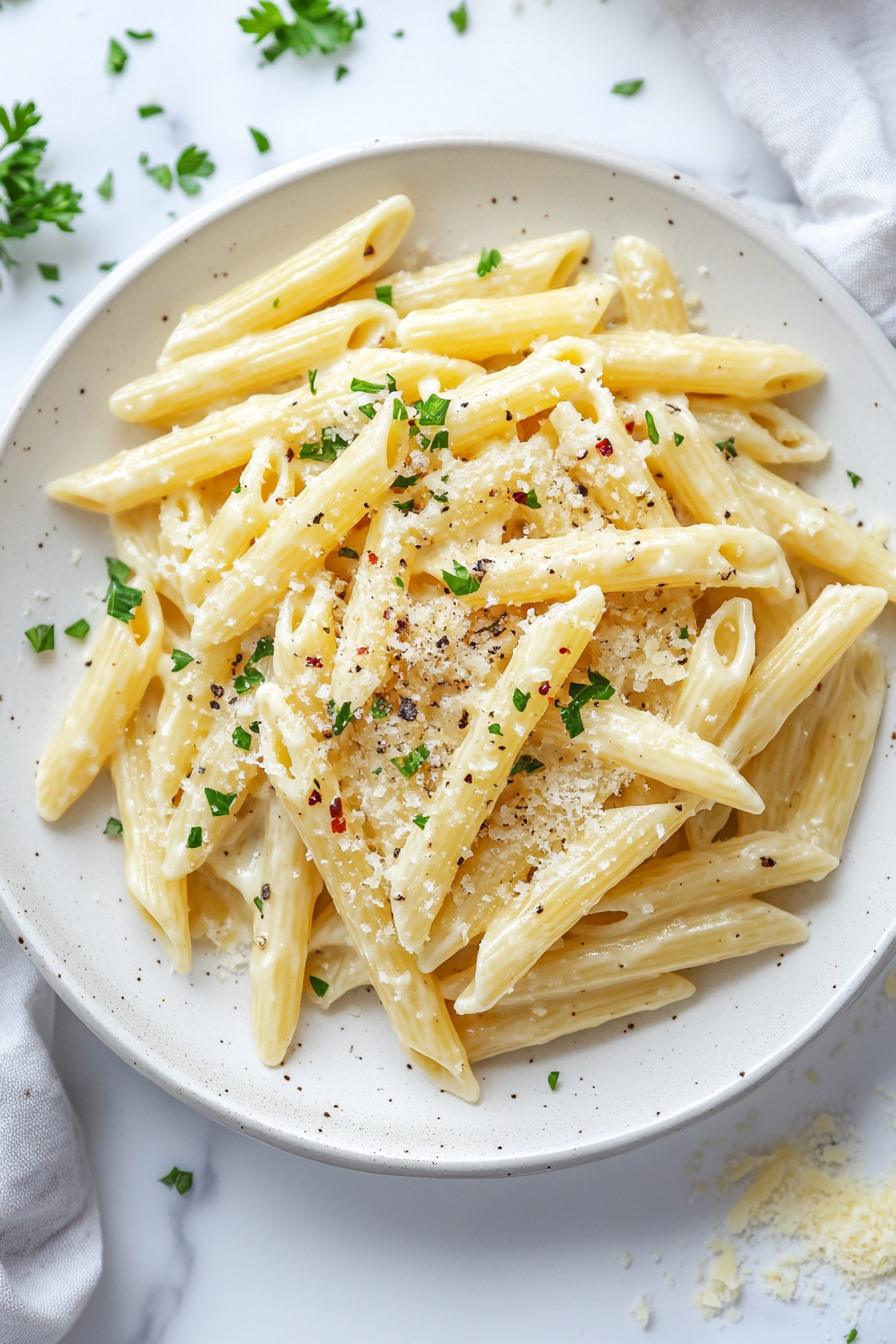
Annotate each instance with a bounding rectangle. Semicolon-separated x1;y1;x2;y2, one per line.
96;171;114;201
328;699;353;736
390;744;430;778
715;437;737;459
393;497;415;514
139;153;172;190
335;63;349;80
159;1166;193;1195
106;580;143;623
247;637;274;666
98;261;117;272
126;28;155;40
176;144;215;196
309;974;329;998
847;470;862;488
350;376;386;393
232;725;253;750
510;753;544;777
611;79;644;96
644;409;659;445
392;473;419;490
308;368;318;394
477;247;501;277
414;393;450;425
441;559;481;596
412;813;429;829
338;546;359;559
375;283;393;305
449;2;468;32
299;426;349;461
488;722;502;736
238;0;363;64
205;787;237;817
107;38;128;74
104;816;123;836
845;1330;858;1343
371;695;391;719
358;402;376;419
673;431;684;446
513;487;541;509
186;825;203;849
547;1070;560;1090
559;669;615;740
254;895;264;915
64;618;90;639
249;127;271;152
138;104;164;119
513;688;530;712
171;649;194;672
37;262;58;281
234;666;264;694
0;103;82;283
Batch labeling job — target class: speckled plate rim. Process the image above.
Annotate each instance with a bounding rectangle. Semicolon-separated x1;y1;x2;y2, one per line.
3;129;896;1177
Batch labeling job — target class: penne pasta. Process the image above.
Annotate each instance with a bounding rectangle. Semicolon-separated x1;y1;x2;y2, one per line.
614;235;690;334
688;397;829;465
594;332;825;397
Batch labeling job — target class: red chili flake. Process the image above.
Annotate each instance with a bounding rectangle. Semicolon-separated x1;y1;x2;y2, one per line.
625;422;635;433
538;681;551;696
559;647;570;654
307;789;322;806
367;551;378;564
305;656;322;667
512;491;529;505
595;438;613;456
383;607;394;620
330;797;346;833
464;773;473;784
356;646;369;655
759;856;777;868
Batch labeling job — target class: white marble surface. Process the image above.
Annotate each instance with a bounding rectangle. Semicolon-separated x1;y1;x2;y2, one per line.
2;0;895;1339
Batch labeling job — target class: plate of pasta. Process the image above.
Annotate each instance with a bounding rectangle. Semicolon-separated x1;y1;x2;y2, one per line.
3;133;896;1174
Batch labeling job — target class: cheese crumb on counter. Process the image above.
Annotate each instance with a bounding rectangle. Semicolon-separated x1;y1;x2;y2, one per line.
629;1293;651;1329
693;1237;743;1318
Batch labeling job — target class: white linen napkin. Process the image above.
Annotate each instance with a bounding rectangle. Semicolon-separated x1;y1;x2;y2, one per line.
659;0;896;342
0;922;101;1344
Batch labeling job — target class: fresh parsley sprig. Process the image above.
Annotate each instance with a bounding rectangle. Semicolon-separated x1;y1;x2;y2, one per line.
559;669;615;739
0;103;82;283
238;0;363;63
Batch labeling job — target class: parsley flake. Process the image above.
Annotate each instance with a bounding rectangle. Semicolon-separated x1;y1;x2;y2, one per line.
715;437;737;458
64;618;90;640
232;725;252;750
328;699;353;736
371;695;391;720
375;283;393;305
393;498;415;514
309;975;329;998
248;127;270;153
510;754;544;777
254;895;264;915
170;649;194;671
488;722;502;736
106;580;142;623
338;546;359;559
358;402;376;419
138;104;164;119
98;260;117;271
679;626;689;640
238;0;363;64
299;426;349;461
845;1330;858;1343
513;487;541;509
308;368;318;394
351;376;386;393
186;826;203;849
159;1166;193;1195
673;431;684;446
126;28;155;40
247;637;274;665
559;669;615;740
335;63;349;79
477;246;501;277
449;2;468;32
139;153;172;191
392;473;419;490
390;744;430;778
547;1070;560;1090
234;667;264;694
394;575;404;589
104;816;123;836
415;393;451;425
0;103;83;282
392;398;408;420
513;688;531;712
205;787;237;817
37;262;59;281
106;557;131;586
250;720;261;733
96;171;114;201
176;144;215;196
611;79;644;96
441;559;481;596
644;409;659;445
106;38;128;74
412;814;429;829
847;470;862;488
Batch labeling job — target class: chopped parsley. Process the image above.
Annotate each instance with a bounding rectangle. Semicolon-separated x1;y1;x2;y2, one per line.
351;376;386;393
106;580;143;623
205;787;237;817
390;743;430;778
64;618;90;639
510;754;544;777
186;826;203;849
441;559;481;596
250;720;261;733
559;669;615;740
299;426;350;461
254;895;264;915
238;0;363;64
679;626;689;640
309;975;329;998
126;28;155;40
139;154;172;191
159;1166;193;1195
358;402;376;419
715;437;737;459
0;103;83;282
449;2;468;32
393;498;415;514
104;817;123;836
328;699;353;736
338;546;359;559
335;64;349;80
96;171;114;201
375;284;393;305
845;1330;858;1343
611;79;644;96
232;725;252;750
175;145;216;196
234;667;264;694
138;104;164;119
107;38;128;74
371;695;391;719
170;649;194;671
476;246;501;277
392;398;408;420
106;556;131;586
394;575;404;589
308;368;317;394
513;688;531;712
430;491;448;503
414;392;450;425
412;814;429;829
37;262;59;281
488;722;502;736
547;1070;560;1090
644;409;659;445
847;470;862;488
247;636;274;665
232;483;243;494
392;473;419;490
673;431;684;446
513;487;541;509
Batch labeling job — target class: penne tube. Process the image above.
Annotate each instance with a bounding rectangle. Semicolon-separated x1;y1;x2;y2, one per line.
151;638;240;811
112;300;399;426
47;350;479;514
416;439;538;549
257;684;479;1100
418;524;794;607
417;836;532;975
110;502;190;614
191;403;403;648
36;578;164;821
575;699;763;812
454;802;687;1015
110;681;191;973
641;400;769;530
613;236;690;334
673;598;756;742
272;582;337;717
594;332;824;397
396;279;618;361
719;584;887;769
785;638;885;859
304;942;368;1009
730;452;896;601
159;195;414;364
688;397;829;465
452;974;694;1063
250;797;322;1066
445;350;589;456
389;586;606;953
341;230;591;316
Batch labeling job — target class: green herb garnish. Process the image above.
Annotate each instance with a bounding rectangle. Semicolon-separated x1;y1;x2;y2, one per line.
247;637;274;666
390;744;430;778
176;144;216;196
845;1330;858;1343
107;38;128;74
679;627;688;640
308;368;317;394
514;487;541;509
547;1070;559;1090
248;126;271;153
513;688;530;712
673;431;684;446
139;154;172;191
328;699;353;736
170;649;194;672
160;1166;193;1195
234;667;264;694
611;79;643;96
392;398;408;420
205;787;237;817
64;618;89;639
138;104;164;119
351;376;386;394
476;246;501;277
393;498;415;514
106;580;143;623
254;895;264;915
96;171;114;201
186;826;203;849
232;725;252;750
371;695;391;719
394;575;405;589
559;669;615;740
309;975;329;998
104;817;123;836
488;722;502;736
441;559;481;596
715;438;737;458
37;262;59;281
358;402;376;419
510;754;544;777
338;546;359;559
250;720;261;733
392;473;419;490
644;409;659;445
375;284;393;305
415;393;450;425
412;814;429;829
449;1;468;31
0;103;83;283
847;470;862;488
299;426;350;462
238;0;363;64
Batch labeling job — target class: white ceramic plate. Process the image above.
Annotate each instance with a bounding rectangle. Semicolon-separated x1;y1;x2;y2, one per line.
3;133;896;1177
